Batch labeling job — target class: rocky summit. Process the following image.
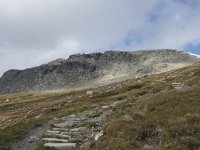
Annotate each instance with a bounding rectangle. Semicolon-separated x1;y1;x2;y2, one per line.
0;49;199;93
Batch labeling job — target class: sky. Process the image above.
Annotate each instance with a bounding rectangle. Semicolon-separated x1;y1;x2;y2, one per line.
0;0;200;76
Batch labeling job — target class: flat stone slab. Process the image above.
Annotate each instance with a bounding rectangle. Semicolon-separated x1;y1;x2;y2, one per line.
75;114;87;117
42;138;68;143
70;127;87;132
47;130;60;134
61;116;87;121
67;117;87;121
102;106;110;109
52;128;69;132
77;111;97;116
82;110;97;114
44;142;76;150
64;120;80;123
60;131;83;136
53;122;75;128
60;131;71;135
28;135;38;142
68;114;76;118
45;133;71;139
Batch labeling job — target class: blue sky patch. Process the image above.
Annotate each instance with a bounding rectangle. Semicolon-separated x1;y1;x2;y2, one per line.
123;31;143;47
174;0;199;8
184;43;200;54
147;1;166;22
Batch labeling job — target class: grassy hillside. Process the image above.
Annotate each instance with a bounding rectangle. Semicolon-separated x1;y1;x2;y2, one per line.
0;62;200;149
93;88;200;150
89;63;200;150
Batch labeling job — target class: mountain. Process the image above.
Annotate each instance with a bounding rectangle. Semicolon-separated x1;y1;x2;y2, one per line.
1;59;200;150
0;49;199;93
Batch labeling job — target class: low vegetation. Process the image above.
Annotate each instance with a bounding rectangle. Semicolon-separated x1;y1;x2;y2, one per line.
0;62;200;149
92;88;200;149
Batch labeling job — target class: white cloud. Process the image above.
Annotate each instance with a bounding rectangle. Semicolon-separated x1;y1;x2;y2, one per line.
121;1;200;50
0;0;200;76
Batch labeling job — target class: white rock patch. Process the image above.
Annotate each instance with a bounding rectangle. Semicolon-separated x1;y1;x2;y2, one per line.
95;130;103;141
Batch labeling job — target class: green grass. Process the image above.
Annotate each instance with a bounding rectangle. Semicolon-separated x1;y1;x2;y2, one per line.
92;88;200;149
0;117;47;150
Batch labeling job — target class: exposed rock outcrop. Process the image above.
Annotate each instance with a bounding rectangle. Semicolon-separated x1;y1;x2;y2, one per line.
0;49;199;93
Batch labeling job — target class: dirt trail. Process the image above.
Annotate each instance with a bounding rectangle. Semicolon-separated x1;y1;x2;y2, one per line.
11;124;49;150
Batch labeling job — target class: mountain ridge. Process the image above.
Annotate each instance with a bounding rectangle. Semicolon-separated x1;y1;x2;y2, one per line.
0;49;199;94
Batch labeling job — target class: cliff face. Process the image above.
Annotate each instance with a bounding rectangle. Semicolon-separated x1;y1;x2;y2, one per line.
0;62;97;93
0;49;199;93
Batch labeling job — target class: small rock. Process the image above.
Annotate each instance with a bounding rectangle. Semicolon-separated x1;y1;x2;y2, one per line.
35;114;42;119
102;106;110;109
172;82;186;90
65;96;71;100
86;90;94;95
124;115;133;121
95;131;103;141
6;98;10;103
28;135;37;142
143;144;154;149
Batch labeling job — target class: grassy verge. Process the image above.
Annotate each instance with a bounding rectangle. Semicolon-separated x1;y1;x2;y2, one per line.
0;117;47;150
92;88;200;150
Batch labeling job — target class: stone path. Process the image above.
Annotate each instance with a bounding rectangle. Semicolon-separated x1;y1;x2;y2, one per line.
172;82;187;90
40;101;120;150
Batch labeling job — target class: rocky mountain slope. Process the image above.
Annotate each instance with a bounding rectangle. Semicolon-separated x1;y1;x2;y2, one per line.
1;61;200;150
0;49;200;93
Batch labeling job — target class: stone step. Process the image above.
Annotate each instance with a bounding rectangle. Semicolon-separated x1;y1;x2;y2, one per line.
68;114;76;117
68;114;87;118
44;142;76;150
66;120;80;123
42;138;68;143
45;133;71;139
83;110;97;114
60;116;87;121
63;118;86;122
52;128;69;132
40;102;121;149
53;121;80;128
46;130;60;134
102;105;111;109
60;131;85;137
70;127;88;132
77;111;97;116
